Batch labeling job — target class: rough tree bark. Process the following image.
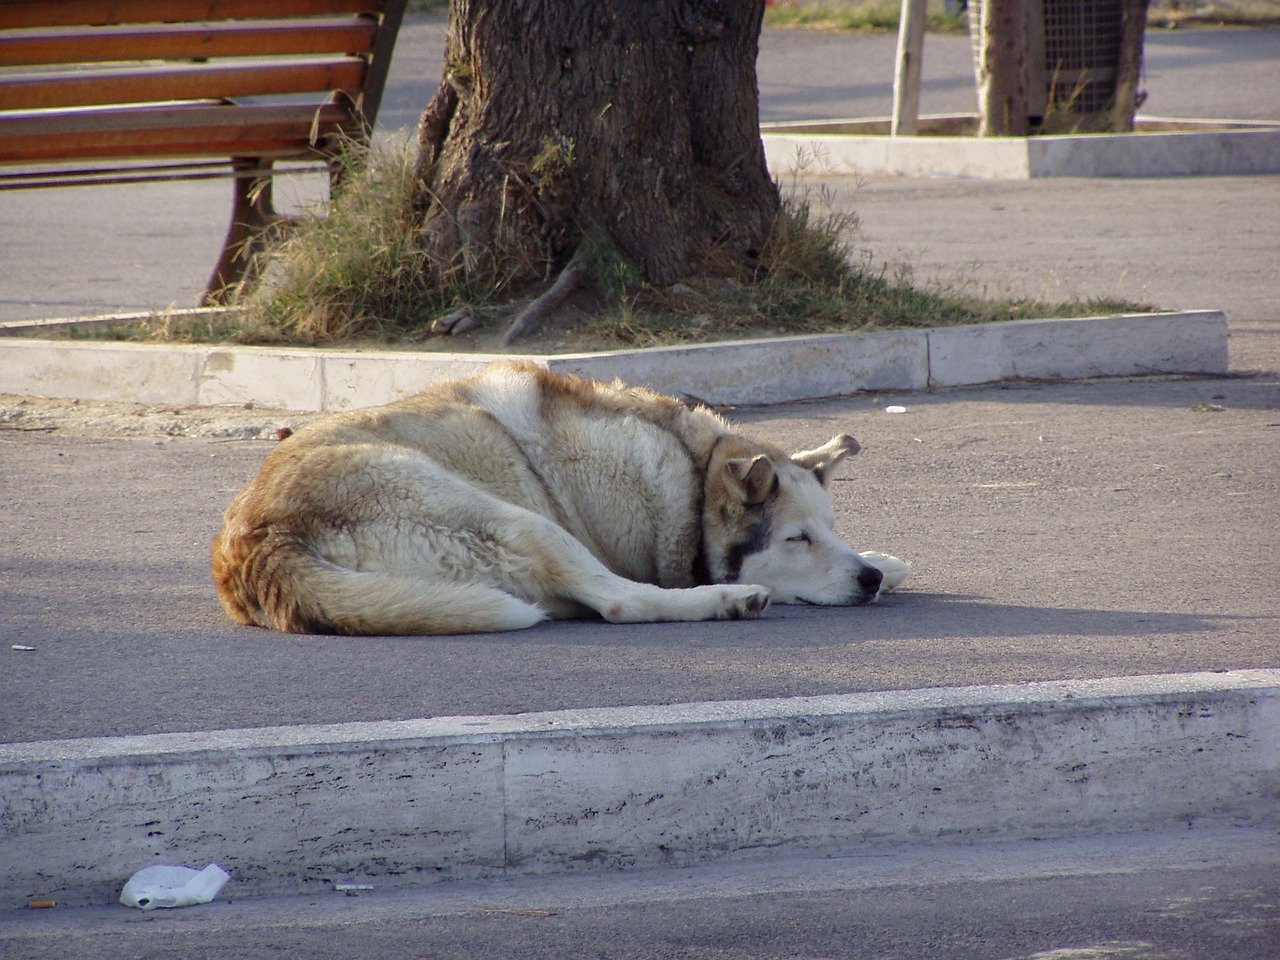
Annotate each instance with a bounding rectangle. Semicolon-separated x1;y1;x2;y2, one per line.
1110;0;1152;132
413;0;781;329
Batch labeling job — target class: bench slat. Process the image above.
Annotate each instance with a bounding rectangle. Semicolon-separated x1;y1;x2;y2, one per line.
0;159;299;190
0;20;380;67
0;0;387;30
0;0;406;303
0;102;356;164
0;58;369;111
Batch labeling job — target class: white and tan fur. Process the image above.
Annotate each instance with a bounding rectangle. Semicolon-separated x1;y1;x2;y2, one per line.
212;361;905;636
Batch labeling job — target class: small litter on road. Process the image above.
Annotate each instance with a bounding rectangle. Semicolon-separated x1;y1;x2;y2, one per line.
120;863;230;910
11;644;36;652
885;405;907;414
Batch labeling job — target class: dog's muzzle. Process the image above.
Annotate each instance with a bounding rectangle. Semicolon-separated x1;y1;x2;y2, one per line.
858;564;884;600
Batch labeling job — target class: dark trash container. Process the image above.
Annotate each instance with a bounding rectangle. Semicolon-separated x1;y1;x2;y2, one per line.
968;0;1139;130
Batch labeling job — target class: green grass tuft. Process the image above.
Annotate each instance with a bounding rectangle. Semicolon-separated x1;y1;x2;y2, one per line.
238;138;482;345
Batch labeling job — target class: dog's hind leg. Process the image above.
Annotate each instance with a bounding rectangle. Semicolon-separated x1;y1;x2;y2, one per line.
295;568;548;636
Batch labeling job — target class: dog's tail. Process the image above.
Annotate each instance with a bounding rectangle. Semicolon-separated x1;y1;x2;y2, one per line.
212;529;546;636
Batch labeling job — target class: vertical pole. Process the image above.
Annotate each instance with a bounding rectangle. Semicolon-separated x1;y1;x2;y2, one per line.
891;0;928;136
976;0;1029;136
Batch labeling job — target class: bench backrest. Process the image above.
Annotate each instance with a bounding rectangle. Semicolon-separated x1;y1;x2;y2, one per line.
0;0;407;167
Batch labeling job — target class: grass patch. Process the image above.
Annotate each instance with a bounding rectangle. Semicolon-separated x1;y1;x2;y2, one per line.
234;137;502;346
583;185;1143;351
761;0;1280;33
764;0;967;33
1148;0;1280;27
59;136;1151;353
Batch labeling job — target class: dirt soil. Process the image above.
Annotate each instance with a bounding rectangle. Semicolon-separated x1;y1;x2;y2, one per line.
0;394;320;441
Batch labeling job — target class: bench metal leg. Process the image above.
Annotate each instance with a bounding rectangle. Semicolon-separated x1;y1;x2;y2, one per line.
202;160;277;306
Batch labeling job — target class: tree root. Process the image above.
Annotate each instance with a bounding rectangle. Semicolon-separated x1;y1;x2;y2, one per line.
502;249;591;346
430;308;481;336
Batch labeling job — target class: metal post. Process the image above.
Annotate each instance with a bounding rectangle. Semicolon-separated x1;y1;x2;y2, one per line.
891;0;928;136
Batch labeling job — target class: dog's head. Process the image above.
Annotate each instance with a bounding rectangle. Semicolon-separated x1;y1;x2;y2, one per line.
703;434;883;605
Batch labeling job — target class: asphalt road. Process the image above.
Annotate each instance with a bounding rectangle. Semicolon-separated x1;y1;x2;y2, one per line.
3;828;1277;960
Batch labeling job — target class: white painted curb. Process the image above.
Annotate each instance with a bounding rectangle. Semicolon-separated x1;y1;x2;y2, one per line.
0;310;1227;410
761;115;1280;179
3;669;1276;906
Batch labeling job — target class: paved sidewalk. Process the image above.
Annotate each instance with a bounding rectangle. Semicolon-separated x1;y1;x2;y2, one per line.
0;19;1276;927
3;369;1278;743
2;21;1275;744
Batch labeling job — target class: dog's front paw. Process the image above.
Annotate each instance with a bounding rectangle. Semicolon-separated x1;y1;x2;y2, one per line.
719;585;771;620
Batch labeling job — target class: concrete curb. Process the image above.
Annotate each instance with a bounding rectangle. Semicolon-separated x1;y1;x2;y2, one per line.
761;115;1280;179
0;310;1228;410
3;669;1276;907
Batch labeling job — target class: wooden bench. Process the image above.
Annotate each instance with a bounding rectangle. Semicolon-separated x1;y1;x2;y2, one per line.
0;0;407;304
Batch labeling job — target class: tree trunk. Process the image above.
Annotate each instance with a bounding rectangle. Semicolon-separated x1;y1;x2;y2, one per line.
1110;0;1151;132
413;0;781;301
976;0;1030;136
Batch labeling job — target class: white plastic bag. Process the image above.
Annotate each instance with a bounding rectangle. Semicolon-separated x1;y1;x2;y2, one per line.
119;863;230;910
859;551;912;590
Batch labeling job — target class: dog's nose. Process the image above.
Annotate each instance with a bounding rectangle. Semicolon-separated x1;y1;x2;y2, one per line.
858;564;883;593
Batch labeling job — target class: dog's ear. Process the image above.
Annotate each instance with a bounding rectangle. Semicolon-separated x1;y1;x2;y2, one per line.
724;455;777;505
792;434;861;486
